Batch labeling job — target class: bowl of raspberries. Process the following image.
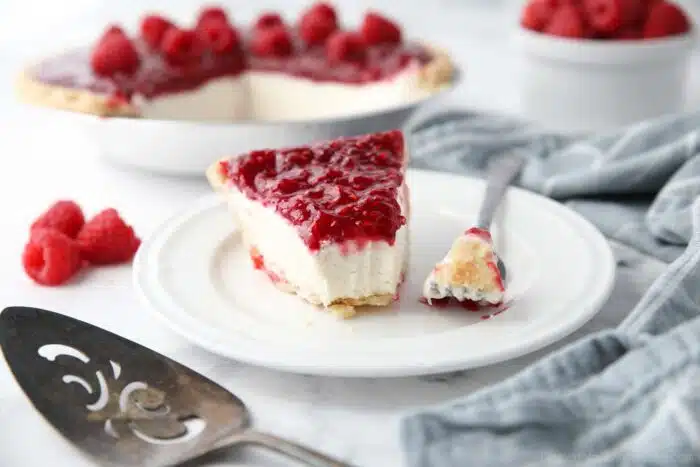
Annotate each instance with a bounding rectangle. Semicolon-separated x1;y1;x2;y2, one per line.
515;0;695;133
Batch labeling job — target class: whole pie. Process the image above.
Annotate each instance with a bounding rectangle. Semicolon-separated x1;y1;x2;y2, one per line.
17;3;453;122
207;130;409;318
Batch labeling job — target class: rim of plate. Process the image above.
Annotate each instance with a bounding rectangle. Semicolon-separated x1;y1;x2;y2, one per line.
133;169;616;377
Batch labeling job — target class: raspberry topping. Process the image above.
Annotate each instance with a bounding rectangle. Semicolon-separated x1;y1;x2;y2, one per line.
161;28;201;66
198;21;241;55
361;12;402;45
195;6;229;29
306;2;337;23
37;7;433;97
76;208;141;265
22;229;83;286
544;4;586;38
30;200;85;239
140;15;174;49
583;0;623;34
520;0;559;32
255;12;285;31
90;26;140;77
326;31;367;64
299;12;338;47
251;26;294;57
220;130;407;251
643;1;690;38
299;2;339;46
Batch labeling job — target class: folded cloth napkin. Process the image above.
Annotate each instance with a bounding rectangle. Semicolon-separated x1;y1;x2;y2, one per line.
401;110;700;467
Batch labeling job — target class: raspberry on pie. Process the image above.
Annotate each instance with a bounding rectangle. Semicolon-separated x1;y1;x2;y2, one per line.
361;12;402;45
255;12;285;31
161;28;201;66
251;26;294;58
90;26;140;77
299;10;338;47
198;21;241;55
326;31;367;64
140;15;174;49
195;6;229;29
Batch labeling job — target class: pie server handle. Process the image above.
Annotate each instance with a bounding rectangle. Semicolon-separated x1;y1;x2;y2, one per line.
211;429;354;467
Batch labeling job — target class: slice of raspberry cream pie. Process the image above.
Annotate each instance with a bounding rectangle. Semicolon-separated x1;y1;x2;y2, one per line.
17;3;452;121
207;130;409;318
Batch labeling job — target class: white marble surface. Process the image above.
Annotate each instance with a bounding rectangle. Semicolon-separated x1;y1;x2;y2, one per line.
0;1;684;466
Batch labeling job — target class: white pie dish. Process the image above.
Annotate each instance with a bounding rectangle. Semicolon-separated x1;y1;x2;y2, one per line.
513;26;696;133
30;69;460;177
133;169;616;378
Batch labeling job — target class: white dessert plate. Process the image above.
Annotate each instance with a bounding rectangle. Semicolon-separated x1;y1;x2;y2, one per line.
134;169;615;378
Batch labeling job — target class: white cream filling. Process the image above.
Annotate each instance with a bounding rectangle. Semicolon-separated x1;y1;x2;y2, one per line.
134;77;250;122
224;185;409;306
134;65;430;122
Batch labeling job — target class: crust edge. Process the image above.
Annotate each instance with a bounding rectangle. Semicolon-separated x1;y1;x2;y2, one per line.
15;70;139;118
417;44;455;92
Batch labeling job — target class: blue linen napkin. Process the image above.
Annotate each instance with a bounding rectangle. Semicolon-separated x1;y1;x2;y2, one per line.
401;110;700;466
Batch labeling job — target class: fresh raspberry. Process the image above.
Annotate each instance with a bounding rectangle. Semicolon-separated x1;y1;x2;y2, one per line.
76;208;141;265
520;0;560;31
103;25;126;40
161;28;201;66
30;200;85;238
619;0;649;27
643;1;690;38
90;26;141;77
254;12;285;31
583;0;623;34
545;4;586;38
140;15;174;49
195;6;229;29
360;12;402;45
304;2;337;23
251;26;294;57
614;25;644;38
299;11;338;46
22;229;82;286
198;21;241;54
326;31;367;64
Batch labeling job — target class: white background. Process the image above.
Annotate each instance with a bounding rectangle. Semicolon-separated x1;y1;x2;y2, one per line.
0;1;695;466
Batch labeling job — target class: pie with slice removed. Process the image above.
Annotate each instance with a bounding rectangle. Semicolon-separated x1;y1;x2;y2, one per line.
17;3;453;122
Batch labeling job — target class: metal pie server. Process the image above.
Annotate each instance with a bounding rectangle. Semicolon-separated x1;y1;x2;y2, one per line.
0;306;352;467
